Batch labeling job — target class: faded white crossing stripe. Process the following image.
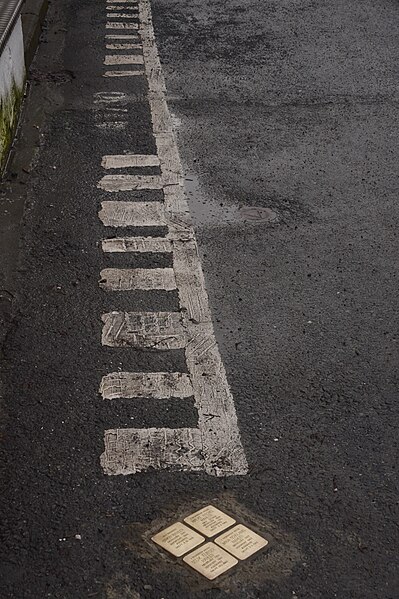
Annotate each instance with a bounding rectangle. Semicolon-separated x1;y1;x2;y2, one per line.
102;237;172;253
106;43;141;50
99;268;176;291
105;34;138;39
102;154;159;169
102;311;185;350
107;6;139;11
104;55;144;65
98;174;162;191
101;428;203;475
99;0;248;477
99;201;165;227
100;372;193;399
106;22;138;29
104;70;144;78
106;12;138;18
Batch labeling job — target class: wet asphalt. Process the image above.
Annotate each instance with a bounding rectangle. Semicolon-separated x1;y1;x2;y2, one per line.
0;0;399;597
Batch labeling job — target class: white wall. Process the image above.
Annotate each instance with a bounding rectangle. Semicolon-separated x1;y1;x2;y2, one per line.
0;16;26;171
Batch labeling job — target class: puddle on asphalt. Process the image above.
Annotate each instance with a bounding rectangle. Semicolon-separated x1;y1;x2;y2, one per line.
183;172;279;227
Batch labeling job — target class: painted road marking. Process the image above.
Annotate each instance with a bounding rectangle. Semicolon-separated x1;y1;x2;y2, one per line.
101;428;203;474
106;12;138;18
104;70;144;78
102;237;172;253
93;90;128;103
106;22;138;29
106;43;141;49
102;154;159;169
100;372;193;399
98;174;162;191
99;268;176;291
105;34;139;39
104;55;144;65
101;311;185;350
97;0;248;477
99;201;166;227
107;6;139;10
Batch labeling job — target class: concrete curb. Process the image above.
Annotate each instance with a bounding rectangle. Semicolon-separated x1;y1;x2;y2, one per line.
21;0;49;68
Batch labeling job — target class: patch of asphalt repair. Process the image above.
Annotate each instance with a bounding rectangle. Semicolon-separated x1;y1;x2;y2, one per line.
0;0;398;598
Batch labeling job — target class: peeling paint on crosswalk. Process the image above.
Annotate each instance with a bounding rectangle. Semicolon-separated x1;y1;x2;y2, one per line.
102;237;172;253
101;154;159;169
99;268;176;291
100;372;193;399
99;201;166;227
101;311;185;349
97;0;248;477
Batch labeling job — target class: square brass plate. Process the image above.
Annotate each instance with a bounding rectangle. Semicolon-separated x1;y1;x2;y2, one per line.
183;542;238;580
152;522;205;557
184;505;236;537
214;524;268;560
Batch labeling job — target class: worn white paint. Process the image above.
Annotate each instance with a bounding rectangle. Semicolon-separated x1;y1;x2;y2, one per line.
107;5;139;10
93;91;128;104
106;43;141;50
106;12;138;18
101;428;203;475
105;34;139;39
100;372;192;399
99;201;165;227
102;237;172;253
96;121;127;131
99;268;176;291
104;70;144;78
102;154;159;169
98;0;248;478
107;0;138;3
105;55;144;65
106;22;138;29
98;174;162;191
102;311;185;350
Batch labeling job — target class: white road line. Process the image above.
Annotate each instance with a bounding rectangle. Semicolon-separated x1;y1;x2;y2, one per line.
105;55;144;65
101;428;203;475
102;237;172;253
106;43;141;50
105;34;139;39
99;268;176;291
106;12;138;18
104;70;144;78
96;121;127;131
102;311;185;350
100;372;192;399
140;0;247;476
93;91;128;103
102;154;160;169
107;0;138;3
107;5;139;9
99;201;165;227
106;22;138;29
98;174;162;191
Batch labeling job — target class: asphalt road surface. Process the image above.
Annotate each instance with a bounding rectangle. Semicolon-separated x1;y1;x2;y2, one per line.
0;0;398;597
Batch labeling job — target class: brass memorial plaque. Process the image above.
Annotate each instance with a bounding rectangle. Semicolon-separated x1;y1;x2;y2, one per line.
184;505;235;537
215;524;268;560
152;522;205;557
183;542;238;580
